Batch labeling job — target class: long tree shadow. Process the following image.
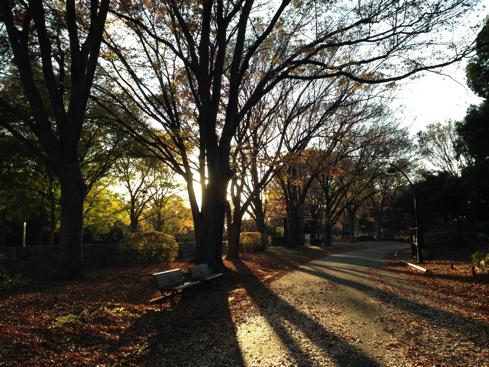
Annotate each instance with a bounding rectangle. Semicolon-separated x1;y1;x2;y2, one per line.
283;246;486;323
294;261;489;347
254;248;489;346
231;259;383;367
307;262;375;277
306;262;418;292
116;276;245;366
384;265;489;285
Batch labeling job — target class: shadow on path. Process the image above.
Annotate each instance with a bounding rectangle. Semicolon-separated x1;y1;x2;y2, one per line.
118;278;245;366
232;259;382;367
295;257;489;347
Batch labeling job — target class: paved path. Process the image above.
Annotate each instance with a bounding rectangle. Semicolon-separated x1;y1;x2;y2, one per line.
236;242;409;367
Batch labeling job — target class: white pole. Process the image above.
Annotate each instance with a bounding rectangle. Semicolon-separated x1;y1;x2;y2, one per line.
22;222;26;247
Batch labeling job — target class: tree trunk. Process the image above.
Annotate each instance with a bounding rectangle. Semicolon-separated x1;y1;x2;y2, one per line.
129;200;138;232
253;196;268;251
185;172;202;248
310;209;321;242
323;219;332;247
286;205;304;247
348;210;355;243
47;174;57;246
56;166;86;278
375;211;383;240
225;200;232;240
155;211;163;232
226;216;241;260
227;174;243;259
195;168;230;271
129;216;138;232
0;212;6;247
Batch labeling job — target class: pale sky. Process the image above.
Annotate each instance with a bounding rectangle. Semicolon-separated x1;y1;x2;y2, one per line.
394;63;483;135
394;0;488;135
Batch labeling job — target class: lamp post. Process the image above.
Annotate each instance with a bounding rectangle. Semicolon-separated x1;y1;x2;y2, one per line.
387;163;424;263
22;221;27;247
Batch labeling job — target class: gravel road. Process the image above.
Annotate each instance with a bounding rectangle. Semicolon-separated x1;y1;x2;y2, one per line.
235;242;409;367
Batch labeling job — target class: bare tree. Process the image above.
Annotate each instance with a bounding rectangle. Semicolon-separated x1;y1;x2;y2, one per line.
99;0;475;269
144;166;181;233
114;155;169;232
0;0;109;277
226;77;353;255
317;120;413;243
417;121;465;176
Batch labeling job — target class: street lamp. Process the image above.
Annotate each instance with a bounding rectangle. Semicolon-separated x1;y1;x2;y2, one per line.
387;162;424;263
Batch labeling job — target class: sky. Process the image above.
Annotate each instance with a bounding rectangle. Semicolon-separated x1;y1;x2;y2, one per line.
394;63;482;135
394;1;488;135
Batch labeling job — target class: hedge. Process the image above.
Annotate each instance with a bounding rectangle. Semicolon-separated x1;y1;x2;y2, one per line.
119;231;178;264
239;232;262;253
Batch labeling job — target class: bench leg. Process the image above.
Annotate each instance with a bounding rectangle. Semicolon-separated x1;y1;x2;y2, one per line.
169;290;179;306
150;290;178;306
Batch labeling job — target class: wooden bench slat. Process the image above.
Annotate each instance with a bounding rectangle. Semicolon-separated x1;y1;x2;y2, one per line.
189;264;222;282
151;268;202;304
203;273;223;281
174;280;201;291
153;268;186;290
150;264;221;304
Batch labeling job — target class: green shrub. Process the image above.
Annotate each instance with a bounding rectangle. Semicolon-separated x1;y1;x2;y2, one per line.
119;231;178;264
471;250;489;263
239;232;262;253
424;229;457;248
0;266;30;291
275;227;284;237
424;228;476;249
472;250;489;274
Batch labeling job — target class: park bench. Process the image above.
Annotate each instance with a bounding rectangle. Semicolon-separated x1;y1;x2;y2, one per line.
150;268;200;304
189;263;223;282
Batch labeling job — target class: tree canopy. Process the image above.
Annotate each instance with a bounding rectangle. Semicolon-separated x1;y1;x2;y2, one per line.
0;0;483;274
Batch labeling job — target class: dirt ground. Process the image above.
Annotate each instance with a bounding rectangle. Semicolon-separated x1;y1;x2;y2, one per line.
0;242;487;366
0;244;338;366
376;252;489;366
232;244;489;366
